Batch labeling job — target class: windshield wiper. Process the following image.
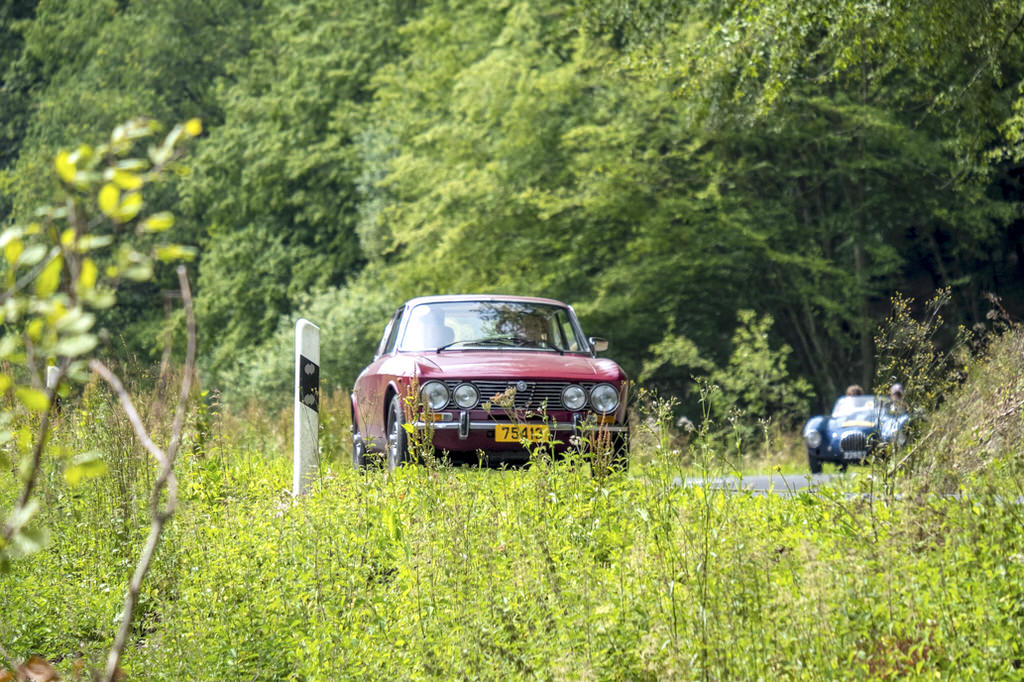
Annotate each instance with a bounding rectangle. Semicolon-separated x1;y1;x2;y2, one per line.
436;335;561;353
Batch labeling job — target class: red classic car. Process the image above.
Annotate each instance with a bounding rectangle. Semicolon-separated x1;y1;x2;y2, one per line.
351;295;629;469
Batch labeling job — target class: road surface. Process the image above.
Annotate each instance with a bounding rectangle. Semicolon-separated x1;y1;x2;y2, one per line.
679;472;838;496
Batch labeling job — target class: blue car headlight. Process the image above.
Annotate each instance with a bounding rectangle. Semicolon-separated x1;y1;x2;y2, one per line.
805;430;822;448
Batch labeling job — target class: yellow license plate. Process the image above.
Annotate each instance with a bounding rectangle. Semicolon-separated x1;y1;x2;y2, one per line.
495;424;550;443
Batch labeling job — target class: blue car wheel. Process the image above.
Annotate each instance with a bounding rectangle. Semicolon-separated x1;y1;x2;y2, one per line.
807;447;822;474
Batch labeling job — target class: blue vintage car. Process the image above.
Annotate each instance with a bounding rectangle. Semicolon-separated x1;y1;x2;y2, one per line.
802;394;911;473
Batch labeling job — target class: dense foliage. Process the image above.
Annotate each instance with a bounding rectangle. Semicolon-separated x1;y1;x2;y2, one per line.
3;3;1024;677
2;322;1023;678
2;0;1023;415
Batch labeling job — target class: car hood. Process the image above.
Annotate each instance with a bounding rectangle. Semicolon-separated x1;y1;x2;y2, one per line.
410;350;626;382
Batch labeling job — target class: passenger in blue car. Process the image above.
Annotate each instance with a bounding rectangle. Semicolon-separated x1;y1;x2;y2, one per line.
845;384;864;397
888;383;908;415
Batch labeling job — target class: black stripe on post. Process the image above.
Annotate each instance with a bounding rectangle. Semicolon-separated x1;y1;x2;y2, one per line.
299;354;319;413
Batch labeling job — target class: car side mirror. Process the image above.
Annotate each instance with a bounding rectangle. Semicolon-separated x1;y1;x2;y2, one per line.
589;336;609;353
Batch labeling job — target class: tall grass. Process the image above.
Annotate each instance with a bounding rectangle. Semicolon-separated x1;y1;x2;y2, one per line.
3;329;1024;679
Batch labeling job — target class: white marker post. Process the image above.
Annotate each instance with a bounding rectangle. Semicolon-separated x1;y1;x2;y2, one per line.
293;319;320;496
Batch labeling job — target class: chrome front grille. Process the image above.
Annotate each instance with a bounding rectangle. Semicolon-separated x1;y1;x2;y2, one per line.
840;431;868;454
442;380;596;411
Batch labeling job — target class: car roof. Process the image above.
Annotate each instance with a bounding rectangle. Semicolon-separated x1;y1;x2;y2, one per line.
402;294;571;308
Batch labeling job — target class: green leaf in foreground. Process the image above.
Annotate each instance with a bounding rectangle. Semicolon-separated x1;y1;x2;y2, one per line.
15;387;50;412
155;244;197;262
65;451;108;486
54;332;98;357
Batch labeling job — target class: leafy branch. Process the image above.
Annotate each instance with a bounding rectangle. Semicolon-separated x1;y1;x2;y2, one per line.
0;118;201;679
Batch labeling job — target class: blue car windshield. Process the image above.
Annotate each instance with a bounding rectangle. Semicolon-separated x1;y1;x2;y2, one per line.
831;395;878;420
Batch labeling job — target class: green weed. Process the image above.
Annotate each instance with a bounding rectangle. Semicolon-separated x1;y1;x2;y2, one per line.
3;328;1024;678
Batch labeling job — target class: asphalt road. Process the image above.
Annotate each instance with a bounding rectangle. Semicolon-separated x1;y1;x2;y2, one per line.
679;472;838;496
678;473;1024;503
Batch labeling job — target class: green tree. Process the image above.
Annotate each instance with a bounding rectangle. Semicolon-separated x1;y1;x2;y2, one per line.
2;0;265;365
181;0;417;380
709;310;812;425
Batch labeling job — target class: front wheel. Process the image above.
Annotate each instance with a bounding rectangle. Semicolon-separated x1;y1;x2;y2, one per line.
352;431;367;469
807;448;822;474
386;396;409;471
591;430;629;478
611;432;630;471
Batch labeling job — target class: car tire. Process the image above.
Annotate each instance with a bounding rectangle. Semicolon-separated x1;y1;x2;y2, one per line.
386;395;408;471
611;431;630;471
591;430;629;477
353;432;367;469
807;448;822;474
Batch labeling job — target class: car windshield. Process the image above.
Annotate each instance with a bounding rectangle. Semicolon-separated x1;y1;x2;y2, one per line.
399;300;586;352
831;395;878;420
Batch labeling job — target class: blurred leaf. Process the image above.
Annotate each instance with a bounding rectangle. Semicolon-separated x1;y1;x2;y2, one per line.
0;335;18;358
35;254;62;297
155;244;197;262
0;374;10;392
0;226;23;249
5;499;39;533
3;237;23;265
55;150;76;183
11;526;49;558
79;258;98;290
65;451;108;486
54;333;97;357
17;244;47;267
140;211;174;232
98;183;120;217
15;387;50;412
117;158;148;172
67;144;93;167
106;167;143;190
77;234;114;252
122;261;154;281
56;308;95;334
118;191;143;221
84;288;116;309
26;318;43;341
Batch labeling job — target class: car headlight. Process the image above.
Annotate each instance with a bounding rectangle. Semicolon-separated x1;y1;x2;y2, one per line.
561;384;587;411
452;383;479;409
420;381;450;410
805;430;822;448
589;383;619;414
